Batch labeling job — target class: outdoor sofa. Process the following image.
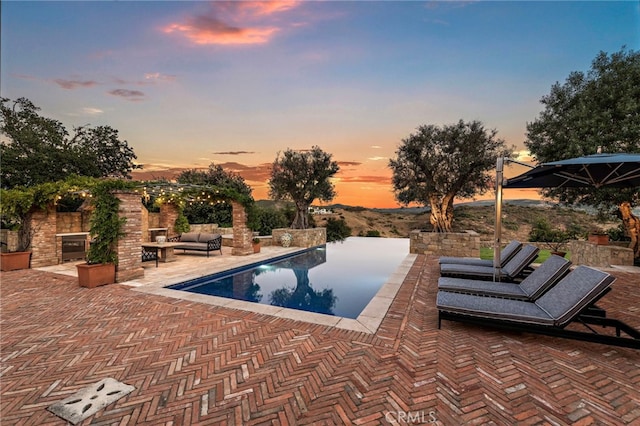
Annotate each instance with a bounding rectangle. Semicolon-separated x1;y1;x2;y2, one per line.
439;244;540;282
438;254;571;301
439;240;523;268
437;265;640;349
168;232;223;257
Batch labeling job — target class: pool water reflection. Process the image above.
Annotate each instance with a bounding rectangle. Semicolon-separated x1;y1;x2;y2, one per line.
167;237;409;319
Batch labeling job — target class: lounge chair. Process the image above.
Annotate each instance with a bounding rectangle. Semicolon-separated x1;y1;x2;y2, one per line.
438;255;570;301
439;244;539;282
437;266;640;349
439;240;522;267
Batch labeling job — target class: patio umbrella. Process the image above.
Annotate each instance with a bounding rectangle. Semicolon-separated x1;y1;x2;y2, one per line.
492;153;640;279
503;153;640;189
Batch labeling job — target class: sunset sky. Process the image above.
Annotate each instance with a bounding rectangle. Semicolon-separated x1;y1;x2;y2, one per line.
2;1;638;207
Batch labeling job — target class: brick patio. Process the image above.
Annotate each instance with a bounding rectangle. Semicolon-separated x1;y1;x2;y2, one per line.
1;255;639;425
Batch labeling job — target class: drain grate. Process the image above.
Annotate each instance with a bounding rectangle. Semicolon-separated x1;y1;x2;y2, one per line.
47;378;135;425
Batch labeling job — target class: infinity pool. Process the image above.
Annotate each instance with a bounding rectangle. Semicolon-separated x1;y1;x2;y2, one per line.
167;237;410;319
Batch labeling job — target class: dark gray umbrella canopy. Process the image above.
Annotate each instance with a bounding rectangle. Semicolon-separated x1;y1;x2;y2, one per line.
504;153;640;189
493;152;640;280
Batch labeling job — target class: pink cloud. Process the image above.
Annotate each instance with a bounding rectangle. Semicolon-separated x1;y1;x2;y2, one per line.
54;79;99;89
163;1;301;46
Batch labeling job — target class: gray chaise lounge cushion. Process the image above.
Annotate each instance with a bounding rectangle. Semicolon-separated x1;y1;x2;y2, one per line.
439;244;539;281
436;265;615;327
438;255;570;300
439;240;522;267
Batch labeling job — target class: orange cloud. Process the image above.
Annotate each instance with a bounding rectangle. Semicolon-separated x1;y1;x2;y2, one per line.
163;1;301;46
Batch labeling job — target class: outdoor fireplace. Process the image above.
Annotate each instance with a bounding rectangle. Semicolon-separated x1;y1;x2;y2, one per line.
61;234;87;262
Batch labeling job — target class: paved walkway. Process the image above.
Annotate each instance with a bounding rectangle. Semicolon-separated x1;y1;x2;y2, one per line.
1;252;639;425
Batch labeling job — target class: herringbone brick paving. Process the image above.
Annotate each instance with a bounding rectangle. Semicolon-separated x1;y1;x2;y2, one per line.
1;256;639;425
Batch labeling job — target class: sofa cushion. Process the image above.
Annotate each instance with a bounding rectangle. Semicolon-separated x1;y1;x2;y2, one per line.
198;233;220;243
180;232;200;242
174;242;206;250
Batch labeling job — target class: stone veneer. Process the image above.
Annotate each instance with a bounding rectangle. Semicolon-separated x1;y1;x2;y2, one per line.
271;228;327;248
114;191;144;282
231;201;254;255
410;230;480;257
159;203;179;236
569;240;634;267
29;205;58;268
1;230;19;253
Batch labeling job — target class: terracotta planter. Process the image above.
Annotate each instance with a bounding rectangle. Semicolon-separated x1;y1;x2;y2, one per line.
252;243;261;253
77;263;116;288
588;234;609;246
0;251;31;271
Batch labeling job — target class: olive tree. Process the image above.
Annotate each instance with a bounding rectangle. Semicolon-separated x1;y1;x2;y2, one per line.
525;48;640;258
269;146;339;229
389;120;513;232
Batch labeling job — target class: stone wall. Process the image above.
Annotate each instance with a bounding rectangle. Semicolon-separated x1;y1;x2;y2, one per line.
159;203;179;236
30;205;59;268
114;191;144;282
56;212;90;233
569;240;634;267
272;228;327;248
410;230;480;257
0;230;19;253
190;223;220;234
231;201;254;255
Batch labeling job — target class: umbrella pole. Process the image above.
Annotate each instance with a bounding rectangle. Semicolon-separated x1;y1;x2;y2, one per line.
494;157;504;282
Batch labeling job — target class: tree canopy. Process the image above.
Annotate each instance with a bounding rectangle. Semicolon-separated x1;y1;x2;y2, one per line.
389;120;513;232
269;146;339;229
1;97;139;188
525;48;640;258
175;163;253;226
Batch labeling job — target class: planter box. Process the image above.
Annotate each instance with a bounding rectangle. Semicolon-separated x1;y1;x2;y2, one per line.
0;251;31;271
77;263;116;288
588;234;609;245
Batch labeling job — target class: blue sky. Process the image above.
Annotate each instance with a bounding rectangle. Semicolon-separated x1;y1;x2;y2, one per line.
2;1;639;207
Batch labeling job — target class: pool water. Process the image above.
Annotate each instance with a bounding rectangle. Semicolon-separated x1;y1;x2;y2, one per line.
167;237;409;319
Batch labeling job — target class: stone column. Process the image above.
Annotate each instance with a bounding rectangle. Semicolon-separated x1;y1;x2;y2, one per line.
114;191;144;282
159;203;180;236
231;201;254;256
29;204;58;268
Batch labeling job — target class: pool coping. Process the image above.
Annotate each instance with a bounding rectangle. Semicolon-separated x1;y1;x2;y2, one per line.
129;249;418;334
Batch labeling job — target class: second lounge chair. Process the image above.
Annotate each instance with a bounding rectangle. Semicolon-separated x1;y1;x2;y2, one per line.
439;244;540;282
438;254;570;301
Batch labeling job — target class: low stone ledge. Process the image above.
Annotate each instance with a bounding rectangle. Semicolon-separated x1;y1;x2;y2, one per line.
272;228;326;248
410;230;480;257
569;240;634;267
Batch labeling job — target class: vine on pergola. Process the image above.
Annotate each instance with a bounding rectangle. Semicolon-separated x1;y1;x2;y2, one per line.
136;181;254;210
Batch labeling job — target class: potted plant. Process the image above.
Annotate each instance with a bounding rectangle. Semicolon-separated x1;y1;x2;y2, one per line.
252;237;261;253
77;180;132;287
0;182;62;271
588;227;609;245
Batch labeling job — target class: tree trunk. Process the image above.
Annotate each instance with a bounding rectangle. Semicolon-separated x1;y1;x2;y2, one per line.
291;204;309;229
429;195;454;233
619;201;640;260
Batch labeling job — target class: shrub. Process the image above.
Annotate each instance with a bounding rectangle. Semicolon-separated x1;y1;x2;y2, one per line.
325;218;351;242
365;230;381;237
